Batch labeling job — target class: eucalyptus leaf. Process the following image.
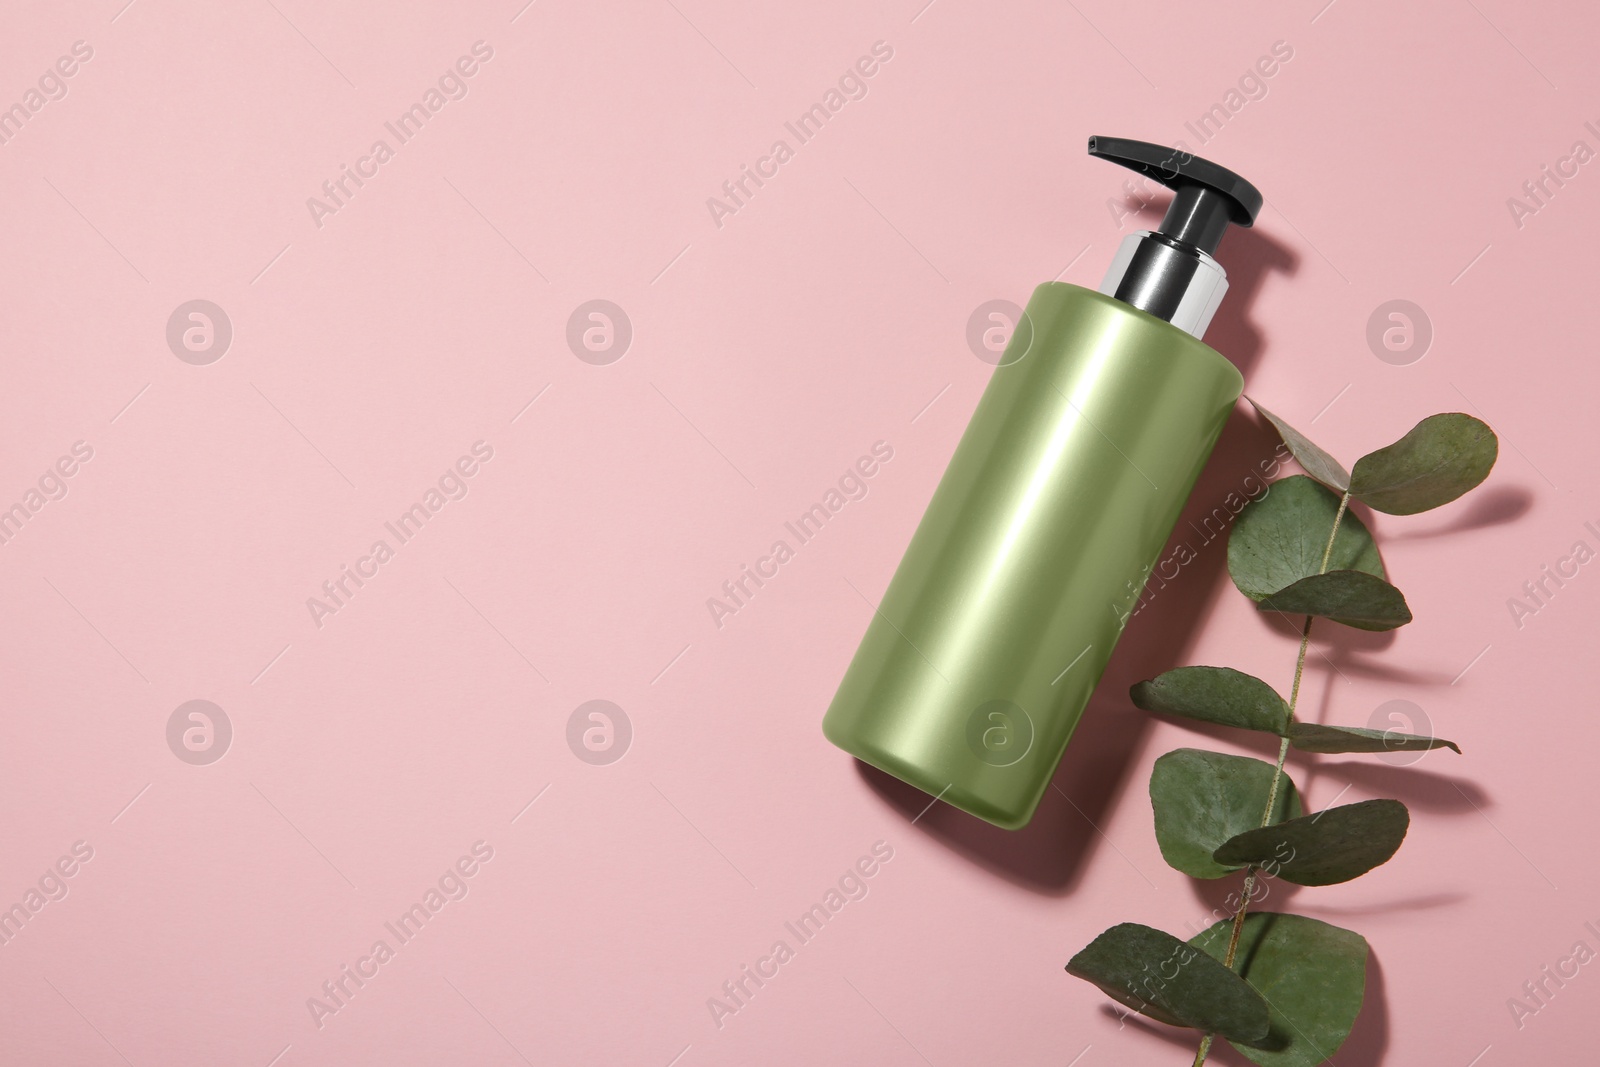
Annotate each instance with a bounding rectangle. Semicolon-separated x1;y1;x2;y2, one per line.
1257;570;1413;632
1349;413;1498;515
1289;722;1460;755
1191;913;1369;1066
1151;750;1301;879
1066;922;1270;1044
1212;799;1410;886
1228;476;1384;602
1250;400;1351;492
1131;667;1290;735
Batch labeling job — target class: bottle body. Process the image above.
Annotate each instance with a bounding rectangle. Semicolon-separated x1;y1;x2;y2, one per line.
823;282;1243;829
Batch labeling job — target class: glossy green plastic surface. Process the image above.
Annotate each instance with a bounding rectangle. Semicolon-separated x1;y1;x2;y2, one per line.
823;283;1243;828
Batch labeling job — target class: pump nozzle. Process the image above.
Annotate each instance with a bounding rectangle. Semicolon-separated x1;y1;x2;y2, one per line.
1087;136;1264;339
1088;136;1261;254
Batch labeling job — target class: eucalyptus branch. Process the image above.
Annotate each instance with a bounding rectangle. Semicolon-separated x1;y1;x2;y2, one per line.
1068;411;1496;1067
1193;492;1350;1067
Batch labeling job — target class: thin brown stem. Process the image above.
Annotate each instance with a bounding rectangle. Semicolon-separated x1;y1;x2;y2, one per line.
1191;491;1350;1066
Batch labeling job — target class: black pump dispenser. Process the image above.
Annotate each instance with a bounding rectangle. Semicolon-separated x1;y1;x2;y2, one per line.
1087;136;1264;339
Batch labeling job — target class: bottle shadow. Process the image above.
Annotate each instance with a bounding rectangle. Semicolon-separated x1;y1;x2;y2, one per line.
1203;222;1298;382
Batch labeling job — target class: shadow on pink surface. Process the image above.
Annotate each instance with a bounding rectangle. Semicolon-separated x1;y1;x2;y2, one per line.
1298;758;1489;814
1385;484;1533;540
1203;224;1299;387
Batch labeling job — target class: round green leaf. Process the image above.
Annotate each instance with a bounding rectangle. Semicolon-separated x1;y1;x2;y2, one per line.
1190;913;1369;1066
1250;400;1351;493
1131;667;1290;735
1289;722;1459;755
1256;570;1413;632
1349;412;1498;515
1150;750;1302;879
1228;476;1384;602
1066;922;1270;1045
1212;799;1410;886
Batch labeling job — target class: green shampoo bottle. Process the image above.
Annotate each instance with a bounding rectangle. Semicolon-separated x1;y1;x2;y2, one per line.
823;136;1263;829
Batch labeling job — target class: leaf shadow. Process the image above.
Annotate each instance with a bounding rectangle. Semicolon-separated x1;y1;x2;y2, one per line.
1384;484;1534;540
1094;1005;1270;1066
1258;604;1398;655
1314;656;1457;686
1335;950;1391;1065
1094;1004;1220;1058
1256;620;1465;687
1144;715;1285;760
1291;757;1488;813
1299;891;1467;918
1186;867;1305;922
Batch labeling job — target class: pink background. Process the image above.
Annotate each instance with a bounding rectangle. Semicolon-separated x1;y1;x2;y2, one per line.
1;0;1595;1064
